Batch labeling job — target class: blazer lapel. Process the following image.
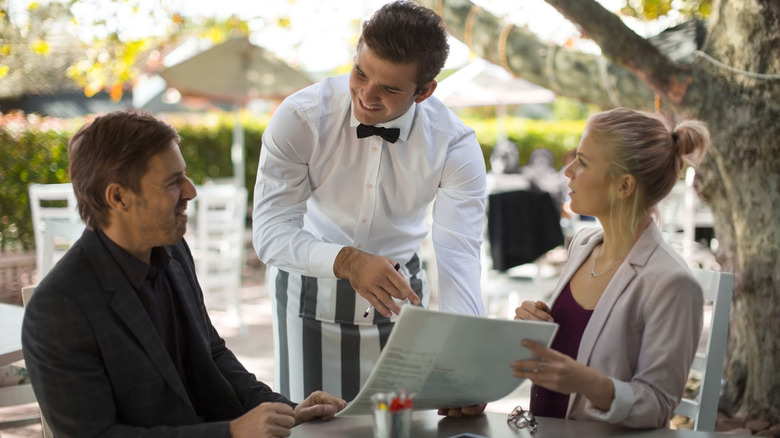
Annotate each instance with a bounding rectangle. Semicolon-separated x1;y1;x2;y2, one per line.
165;256;209;355
564;224;663;417
576;224;661;366
80;230;192;404
549;230;602;305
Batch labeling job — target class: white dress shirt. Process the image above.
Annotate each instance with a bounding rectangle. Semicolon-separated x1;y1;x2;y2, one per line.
252;74;486;315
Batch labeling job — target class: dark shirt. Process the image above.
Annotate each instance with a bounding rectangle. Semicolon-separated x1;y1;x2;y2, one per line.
97;230;192;399
531;282;594;418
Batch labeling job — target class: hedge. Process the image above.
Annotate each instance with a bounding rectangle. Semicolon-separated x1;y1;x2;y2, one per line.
465;116;586;170
0;112;584;251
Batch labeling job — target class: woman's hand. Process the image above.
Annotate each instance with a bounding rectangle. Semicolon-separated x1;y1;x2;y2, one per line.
514;300;554;322
510;340;615;411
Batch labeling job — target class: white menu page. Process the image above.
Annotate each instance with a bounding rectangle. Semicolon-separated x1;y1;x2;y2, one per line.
336;305;559;416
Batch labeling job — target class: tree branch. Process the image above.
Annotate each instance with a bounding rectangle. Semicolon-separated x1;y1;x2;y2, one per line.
417;0;656;109
545;0;692;104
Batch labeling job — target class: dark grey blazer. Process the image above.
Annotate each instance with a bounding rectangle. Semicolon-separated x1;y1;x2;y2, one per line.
22;229;293;437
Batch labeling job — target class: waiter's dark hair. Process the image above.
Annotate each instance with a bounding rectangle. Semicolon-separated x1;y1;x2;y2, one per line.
358;0;449;93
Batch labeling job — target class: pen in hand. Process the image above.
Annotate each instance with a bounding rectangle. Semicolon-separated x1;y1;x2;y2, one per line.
363;262;401;318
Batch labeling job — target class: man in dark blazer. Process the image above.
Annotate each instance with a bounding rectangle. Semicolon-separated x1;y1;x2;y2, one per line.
22;110;345;437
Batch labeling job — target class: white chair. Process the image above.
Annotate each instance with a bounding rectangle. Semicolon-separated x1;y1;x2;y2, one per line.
674;269;734;431
0;291;38;430
657;169;717;270
28;183;85;280
186;184;248;330
0;285;52;436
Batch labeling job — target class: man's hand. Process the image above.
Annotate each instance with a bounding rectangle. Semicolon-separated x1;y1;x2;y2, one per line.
334;247;420;317
294;390;347;424
229;402;296;438
437;403;487;417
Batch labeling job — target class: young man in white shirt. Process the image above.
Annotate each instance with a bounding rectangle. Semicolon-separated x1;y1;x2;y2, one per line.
252;0;487;408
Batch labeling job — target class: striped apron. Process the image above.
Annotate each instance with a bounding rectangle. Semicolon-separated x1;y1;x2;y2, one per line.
268;253;428;402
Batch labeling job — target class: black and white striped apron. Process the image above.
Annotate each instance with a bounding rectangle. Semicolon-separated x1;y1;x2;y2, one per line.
268;253;428;402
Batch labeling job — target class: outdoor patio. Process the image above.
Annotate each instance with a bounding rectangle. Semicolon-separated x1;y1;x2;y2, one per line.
0;237;561;437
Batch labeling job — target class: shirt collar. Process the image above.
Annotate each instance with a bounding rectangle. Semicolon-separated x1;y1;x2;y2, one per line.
350;101;416;143
97;229;172;290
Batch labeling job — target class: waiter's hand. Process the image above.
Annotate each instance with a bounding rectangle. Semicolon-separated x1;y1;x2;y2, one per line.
437;403;487;417
334;247;419;317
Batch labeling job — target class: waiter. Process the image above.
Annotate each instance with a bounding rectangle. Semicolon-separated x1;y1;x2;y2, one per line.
252;0;486;403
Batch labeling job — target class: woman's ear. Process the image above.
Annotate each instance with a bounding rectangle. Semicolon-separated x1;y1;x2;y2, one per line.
616;174;637;200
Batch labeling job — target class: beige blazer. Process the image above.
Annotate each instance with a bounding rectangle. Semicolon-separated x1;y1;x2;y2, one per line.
547;223;703;428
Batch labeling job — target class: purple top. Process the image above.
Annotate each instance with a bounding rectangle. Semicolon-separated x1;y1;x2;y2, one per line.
530;282;594;419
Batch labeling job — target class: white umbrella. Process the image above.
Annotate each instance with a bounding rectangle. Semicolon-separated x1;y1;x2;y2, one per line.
434;58;556;142
159;37;313;187
159;37;312;103
435;58;555;107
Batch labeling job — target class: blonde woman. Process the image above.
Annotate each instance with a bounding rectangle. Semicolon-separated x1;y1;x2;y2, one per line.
511;108;710;428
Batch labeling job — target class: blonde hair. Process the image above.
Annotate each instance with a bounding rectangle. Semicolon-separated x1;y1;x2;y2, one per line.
586;108;710;234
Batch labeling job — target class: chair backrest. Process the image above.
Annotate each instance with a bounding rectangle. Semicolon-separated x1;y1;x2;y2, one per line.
674;269;734;431
186;184;248;324
192;185;247;251
28;183;84;279
657;169;715;263
21;284;36;307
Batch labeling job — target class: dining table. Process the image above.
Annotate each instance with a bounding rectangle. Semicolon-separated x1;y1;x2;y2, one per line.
291;410;752;438
0;302;25;367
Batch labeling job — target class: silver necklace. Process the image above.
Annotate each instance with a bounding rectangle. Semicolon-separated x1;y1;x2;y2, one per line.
590;245;622;277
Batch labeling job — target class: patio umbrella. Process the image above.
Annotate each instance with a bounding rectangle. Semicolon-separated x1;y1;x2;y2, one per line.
159;37;313;187
434;58;556;141
434;58;555;107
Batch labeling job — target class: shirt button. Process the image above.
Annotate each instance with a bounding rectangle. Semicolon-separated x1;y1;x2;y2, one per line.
356;245;362;249
362;219;367;223
372;147;378;152
367;184;373;188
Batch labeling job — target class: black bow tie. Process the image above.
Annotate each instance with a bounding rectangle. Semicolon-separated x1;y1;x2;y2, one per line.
356;123;400;143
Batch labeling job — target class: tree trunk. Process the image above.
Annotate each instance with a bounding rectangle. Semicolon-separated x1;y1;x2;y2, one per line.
693;0;780;421
416;0;780;422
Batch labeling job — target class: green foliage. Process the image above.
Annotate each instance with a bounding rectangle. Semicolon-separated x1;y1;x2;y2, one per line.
0;112;585;252
619;0;711;20
552;96;601;121
166;112;268;200
1;0;255;101
0;111;268;251
462;116;586;171
0;120;74;250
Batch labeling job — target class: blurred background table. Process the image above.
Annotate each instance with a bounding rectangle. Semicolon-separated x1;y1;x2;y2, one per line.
0;303;24;367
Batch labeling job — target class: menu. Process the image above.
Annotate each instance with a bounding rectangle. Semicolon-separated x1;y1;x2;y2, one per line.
336;305;558;416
